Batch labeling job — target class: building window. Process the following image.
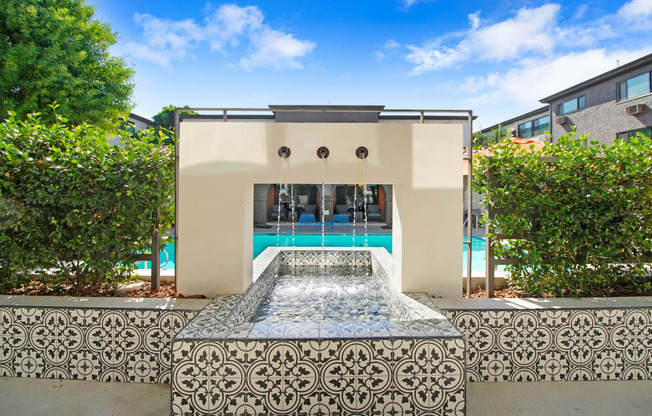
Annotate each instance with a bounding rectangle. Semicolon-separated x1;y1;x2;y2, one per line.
556;96;586;115
617;72;652;101
616;127;651;141
518;115;550;138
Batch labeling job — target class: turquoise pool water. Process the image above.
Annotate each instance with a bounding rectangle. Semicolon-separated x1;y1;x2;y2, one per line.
138;235;490;272
253;234;392;258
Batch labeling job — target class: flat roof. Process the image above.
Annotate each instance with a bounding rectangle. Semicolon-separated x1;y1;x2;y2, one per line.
178;105;474;122
129;113;153;124
540;52;652;103
480;106;548;133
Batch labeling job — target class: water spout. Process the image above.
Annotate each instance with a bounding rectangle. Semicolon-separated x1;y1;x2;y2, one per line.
362;159;368;248
278;146;291;159
316;146;330;159
355;146;369;159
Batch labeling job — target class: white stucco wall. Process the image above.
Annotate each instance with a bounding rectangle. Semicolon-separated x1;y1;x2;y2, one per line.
178;122;463;298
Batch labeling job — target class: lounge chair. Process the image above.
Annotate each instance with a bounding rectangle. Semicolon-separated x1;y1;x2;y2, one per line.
365;204;382;221
333;214;350;231
335;204;352;220
298;214;316;230
303;204;317;216
269;204;287;221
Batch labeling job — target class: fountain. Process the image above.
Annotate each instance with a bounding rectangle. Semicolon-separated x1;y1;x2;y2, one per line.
173;106;470;415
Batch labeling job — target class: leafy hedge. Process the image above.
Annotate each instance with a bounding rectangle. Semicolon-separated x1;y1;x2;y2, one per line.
0;112;175;292
474;132;652;296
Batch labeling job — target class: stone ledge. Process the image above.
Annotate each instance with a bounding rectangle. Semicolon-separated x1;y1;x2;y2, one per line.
432;296;652;311
0;295;211;311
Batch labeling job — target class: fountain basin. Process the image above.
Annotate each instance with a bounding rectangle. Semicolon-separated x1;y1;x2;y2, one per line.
172;248;466;415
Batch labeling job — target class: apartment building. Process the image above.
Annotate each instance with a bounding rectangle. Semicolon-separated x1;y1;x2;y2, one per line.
480;106;549;142
483;52;652;144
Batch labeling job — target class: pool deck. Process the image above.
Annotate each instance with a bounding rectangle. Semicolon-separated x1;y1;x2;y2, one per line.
255;221;392;234
255;222;486;238
3;377;650;416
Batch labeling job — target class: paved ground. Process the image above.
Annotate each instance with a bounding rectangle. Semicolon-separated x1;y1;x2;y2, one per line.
0;377;170;416
2;377;651;416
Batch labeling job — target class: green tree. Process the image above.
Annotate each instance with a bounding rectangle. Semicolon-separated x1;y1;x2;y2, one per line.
0;111;175;293
473;126;509;148
152;105;198;143
0;0;134;129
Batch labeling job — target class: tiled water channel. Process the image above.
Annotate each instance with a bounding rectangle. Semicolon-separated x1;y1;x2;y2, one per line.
172;248;466;415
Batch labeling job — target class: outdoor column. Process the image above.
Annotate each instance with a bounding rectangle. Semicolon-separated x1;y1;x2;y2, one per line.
253;184;269;224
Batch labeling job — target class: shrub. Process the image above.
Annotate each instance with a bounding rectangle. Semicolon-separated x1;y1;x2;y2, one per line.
0;111;174;293
474;132;652;296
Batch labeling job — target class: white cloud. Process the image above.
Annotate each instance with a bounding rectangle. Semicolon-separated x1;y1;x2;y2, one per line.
124;4;314;70
406;5;562;73
618;0;652;20
406;41;469;72
124;13;204;65
468;11;481;30
240;28;316;70
474;5;559;61
376;39;402;62
204;4;264;51
462;48;652;124
384;39;401;50
574;4;588;20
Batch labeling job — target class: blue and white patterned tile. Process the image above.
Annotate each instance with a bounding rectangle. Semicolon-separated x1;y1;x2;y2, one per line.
249;322;287;339
386;321;426;338
320;322;356;338
350;321;392;338
283;322;321;339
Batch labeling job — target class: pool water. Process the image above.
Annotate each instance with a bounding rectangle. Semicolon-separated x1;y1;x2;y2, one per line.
251;268;392;323
253;234;392;258
138;235;492;272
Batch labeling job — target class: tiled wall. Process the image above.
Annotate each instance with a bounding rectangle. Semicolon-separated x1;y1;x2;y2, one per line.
0;301;203;383
172;338;466;416
443;307;652;382
172;292;466;416
279;250;371;269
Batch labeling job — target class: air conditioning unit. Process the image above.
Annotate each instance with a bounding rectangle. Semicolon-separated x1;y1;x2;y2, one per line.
626;104;646;115
556;116;568;124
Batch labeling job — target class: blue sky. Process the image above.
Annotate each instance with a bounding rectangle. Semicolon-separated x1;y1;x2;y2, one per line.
89;0;652;130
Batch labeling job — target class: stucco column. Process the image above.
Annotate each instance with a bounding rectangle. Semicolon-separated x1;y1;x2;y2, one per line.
383;185;393;227
322;185;334;221
254;184;269;224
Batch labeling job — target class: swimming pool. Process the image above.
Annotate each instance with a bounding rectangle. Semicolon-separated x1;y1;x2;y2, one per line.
138;235;491;272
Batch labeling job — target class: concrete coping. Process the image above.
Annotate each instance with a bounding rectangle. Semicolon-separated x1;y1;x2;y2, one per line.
0;295;211;311
431;296;652;311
